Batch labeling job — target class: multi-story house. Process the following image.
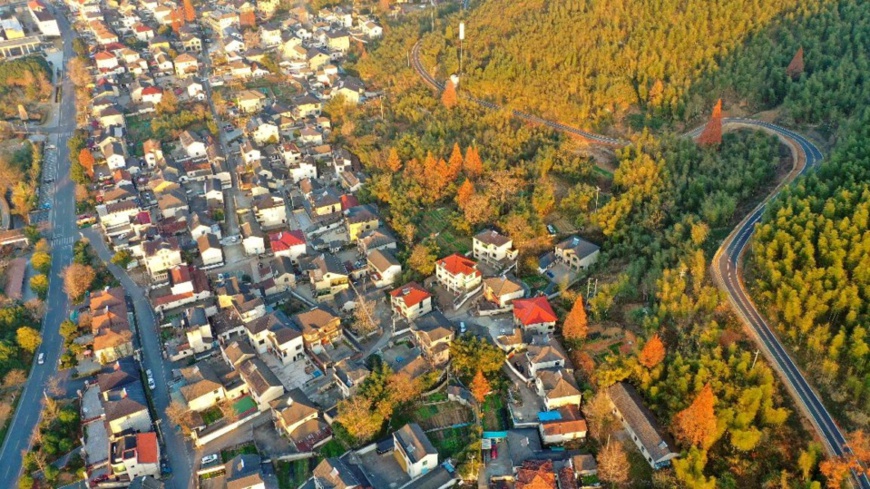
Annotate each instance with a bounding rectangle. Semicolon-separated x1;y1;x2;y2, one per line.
293;306;342;353
513;297;558;334
472;229;518;267
389;283;432;321
142;237;182;283
554;235;600;271
435;254;482;294
393;423;438;478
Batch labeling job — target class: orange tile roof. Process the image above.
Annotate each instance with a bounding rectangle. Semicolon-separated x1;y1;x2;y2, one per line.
436;253;480;277
136;432;159;463
513;297;557;326
516;460;557;489
390;282;430;308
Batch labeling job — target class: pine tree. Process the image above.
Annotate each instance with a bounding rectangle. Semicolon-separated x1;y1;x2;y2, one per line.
470;369;490;404
562;295;589;342
697;99;723;146
638;334;666;368
183;0;196;22
673;384;718;448
786;47;804;79
447;143;463;181
456;179;474;209
171;8;184;33
386;148;402;172
441;81;458;109
463;146;483;177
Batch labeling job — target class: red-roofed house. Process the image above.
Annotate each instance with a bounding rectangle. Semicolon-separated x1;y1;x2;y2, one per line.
141;86;164;104
340;194;359;211
110;431;160;479
94;51;119;71
390;283;432;321
269;230;306;263
435;254;482;294
513;297;557;334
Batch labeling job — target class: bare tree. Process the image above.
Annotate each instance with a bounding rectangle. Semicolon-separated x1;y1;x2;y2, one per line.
218;399;238;423
598;440;629;486
584;390;618;441
351;294;379;336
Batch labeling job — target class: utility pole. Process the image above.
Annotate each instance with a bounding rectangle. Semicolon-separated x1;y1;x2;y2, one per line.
751;349;760;370
459;22;465;79
594;185;600;211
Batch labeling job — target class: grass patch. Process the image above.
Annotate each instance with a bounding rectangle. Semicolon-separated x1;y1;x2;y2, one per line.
482;394;508;431
276;459;313;489
429;426;472;459
126;115;154;146
521;274;549;292
417;207;471;255
427;392;447;402
319;439;346;458
625;442;654;487
414;405;438;422
221;442;258;463
201;406;223;425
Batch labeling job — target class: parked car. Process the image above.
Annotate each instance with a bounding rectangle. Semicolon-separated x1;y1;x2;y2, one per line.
201;454;219;465
37;353;45;365
547;224;557;236
459;321;467;334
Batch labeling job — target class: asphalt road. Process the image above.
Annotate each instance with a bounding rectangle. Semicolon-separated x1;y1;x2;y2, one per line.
82;228;194;489
410;41;868;486
711;120;870;489
0;8;78;484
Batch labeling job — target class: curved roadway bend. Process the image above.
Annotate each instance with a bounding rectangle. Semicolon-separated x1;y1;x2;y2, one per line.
411;42;869;487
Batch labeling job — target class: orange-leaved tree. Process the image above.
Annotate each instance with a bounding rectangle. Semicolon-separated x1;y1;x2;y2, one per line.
463;146;483;177
441;81;458;109
819;430;870;489
673;383;718;449
446;143;463;181
456;179;474;209
470;369;490;404
386;147;402;172
183;0;195;22
78;148;95;178
562;295;589;342
638;334;666;369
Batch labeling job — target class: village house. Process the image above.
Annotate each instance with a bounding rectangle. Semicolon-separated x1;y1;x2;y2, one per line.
344;204;379;242
435;253;482;294
197;233;224;268
473;229;518;267
607;382;679;469
269;230;307;263
513;296;558;334
535;369;582;410
293;306;342;353
238;358;285;411
237;89;267;113
412;311;454;366
306;253;349;300
393;423;438;478
390;283;432;321
109;432;160;480
367;249;401;289
270;388;319;440
143;237;183;283
482;275;525;308
555;235;601;271
174;52;199;78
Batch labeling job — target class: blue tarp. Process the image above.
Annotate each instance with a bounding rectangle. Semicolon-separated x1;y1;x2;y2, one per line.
483;431;508;439
538;411;563;422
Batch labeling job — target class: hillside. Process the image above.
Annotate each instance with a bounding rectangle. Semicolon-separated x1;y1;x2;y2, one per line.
423;0;820;131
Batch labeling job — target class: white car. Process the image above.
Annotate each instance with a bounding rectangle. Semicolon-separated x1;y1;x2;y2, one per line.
201;454;219;465
37;353;45;365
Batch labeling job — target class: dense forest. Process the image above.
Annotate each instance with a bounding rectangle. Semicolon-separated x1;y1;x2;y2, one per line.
750;110;870;430
422;0;824;131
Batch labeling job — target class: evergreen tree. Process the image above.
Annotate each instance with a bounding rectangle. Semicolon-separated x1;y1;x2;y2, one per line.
562;295;589;342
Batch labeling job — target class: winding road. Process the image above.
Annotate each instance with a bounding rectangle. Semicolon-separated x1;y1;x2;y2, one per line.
411;41;870;488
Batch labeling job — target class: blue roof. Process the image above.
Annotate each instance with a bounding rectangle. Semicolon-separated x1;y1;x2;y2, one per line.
538;411;563;422
483;431;509;439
